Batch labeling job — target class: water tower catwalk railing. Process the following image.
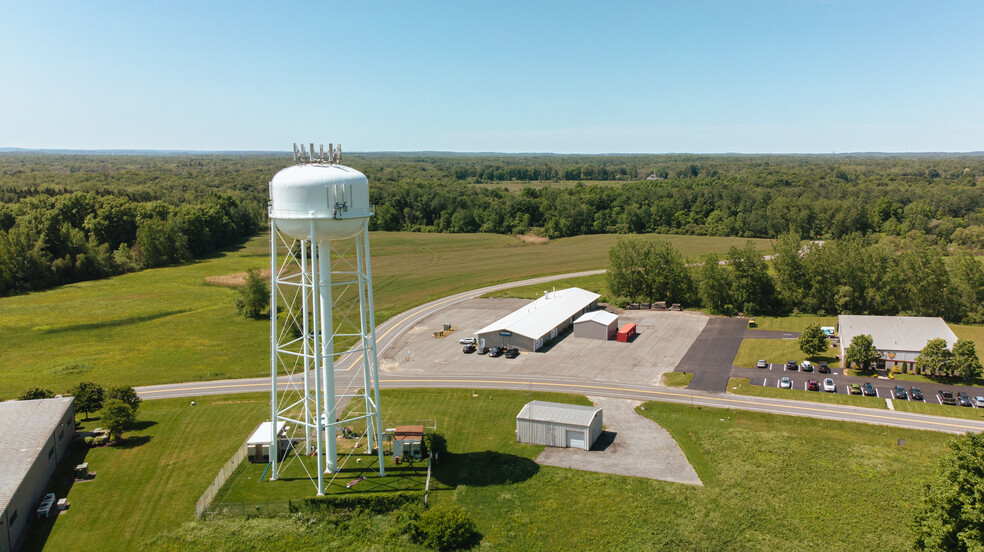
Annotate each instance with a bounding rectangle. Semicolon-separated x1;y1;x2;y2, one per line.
268;149;385;497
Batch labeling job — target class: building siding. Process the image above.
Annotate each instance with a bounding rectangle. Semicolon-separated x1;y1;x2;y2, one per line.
516;409;603;451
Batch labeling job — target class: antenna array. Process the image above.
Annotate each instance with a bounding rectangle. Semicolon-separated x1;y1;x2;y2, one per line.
293;142;342;164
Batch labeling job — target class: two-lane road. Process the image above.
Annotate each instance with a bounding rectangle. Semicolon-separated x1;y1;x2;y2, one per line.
136;269;984;435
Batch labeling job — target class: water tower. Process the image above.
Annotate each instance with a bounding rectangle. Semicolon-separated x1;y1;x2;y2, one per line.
268;143;385;495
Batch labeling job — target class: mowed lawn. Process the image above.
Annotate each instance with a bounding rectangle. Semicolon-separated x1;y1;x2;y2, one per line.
130;389;951;551
0;231;769;398
22;394;268;552
734;338;841;369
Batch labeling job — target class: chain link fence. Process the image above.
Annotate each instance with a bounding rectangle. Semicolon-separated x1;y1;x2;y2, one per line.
194;443;247;518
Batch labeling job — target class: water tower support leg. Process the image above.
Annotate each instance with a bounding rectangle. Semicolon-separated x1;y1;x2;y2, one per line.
301;240;312;455
269;220;279;481
362;225;386;477
309;223;325;494
318;241;337;473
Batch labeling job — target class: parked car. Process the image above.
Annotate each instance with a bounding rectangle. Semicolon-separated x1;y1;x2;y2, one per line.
786;360;798;371
849;384;862;395
938;390;956;405
780;377;792;389
756;359;768;369
818;361;830;373
862;382;876;396
504;347;519;358
462;343;476;354
488;347;503;357
807;380;820;391
975;396;984;408
957;392;972;407
909;387;924;401
459;337;476;345
893;385;908;400
801;360;814;372
476;345;489;355
823;378;836;392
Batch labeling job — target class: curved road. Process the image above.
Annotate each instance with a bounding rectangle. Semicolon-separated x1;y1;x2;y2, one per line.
136;270;984;435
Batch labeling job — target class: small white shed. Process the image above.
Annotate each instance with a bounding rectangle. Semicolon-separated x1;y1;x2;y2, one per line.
246;421;287;463
573;310;619;340
516;401;603;451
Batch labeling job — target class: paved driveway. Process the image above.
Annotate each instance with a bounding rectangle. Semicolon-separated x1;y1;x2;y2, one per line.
676;317;748;392
534;396;702;485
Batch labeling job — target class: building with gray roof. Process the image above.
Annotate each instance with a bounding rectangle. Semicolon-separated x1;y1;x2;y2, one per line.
1;398;75;552
516;400;603;451
837;315;958;370
476;287;600;351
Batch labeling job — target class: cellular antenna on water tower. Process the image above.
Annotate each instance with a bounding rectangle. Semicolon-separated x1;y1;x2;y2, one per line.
268;142;385;495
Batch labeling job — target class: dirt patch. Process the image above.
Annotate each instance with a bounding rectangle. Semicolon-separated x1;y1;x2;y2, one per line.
204;269;272;287
516;234;550;245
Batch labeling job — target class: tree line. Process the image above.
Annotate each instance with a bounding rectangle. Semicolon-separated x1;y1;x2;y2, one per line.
606;233;984;324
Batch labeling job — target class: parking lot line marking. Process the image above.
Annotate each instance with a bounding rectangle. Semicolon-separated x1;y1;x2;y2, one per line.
763;378;768;386
382;378;984;430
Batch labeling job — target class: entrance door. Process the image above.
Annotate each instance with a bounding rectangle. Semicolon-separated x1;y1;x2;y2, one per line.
566;430;585;449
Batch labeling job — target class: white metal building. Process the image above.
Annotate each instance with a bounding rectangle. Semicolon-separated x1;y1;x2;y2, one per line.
516;401;603;451
837;315;958;370
246;421;287;463
476;288;601;351
573;310;619;340
1;398;75;552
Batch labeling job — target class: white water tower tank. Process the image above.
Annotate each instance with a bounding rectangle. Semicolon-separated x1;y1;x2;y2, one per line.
269;163;372;241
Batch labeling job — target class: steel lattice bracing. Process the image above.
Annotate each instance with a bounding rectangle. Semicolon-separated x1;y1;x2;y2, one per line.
268;218;385;496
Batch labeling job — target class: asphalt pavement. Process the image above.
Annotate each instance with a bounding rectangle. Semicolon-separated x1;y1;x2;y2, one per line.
675;317;748;392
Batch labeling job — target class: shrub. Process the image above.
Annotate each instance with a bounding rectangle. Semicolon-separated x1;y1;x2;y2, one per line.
416;504;479;551
84;436;95;447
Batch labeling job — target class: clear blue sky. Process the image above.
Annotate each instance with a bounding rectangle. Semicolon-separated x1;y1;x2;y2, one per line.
1;1;982;153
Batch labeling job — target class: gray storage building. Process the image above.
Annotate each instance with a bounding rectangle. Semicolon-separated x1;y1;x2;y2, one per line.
573;310;619;340
1;398;75;552
516;400;603;451
838;315;958;370
476;287;601;351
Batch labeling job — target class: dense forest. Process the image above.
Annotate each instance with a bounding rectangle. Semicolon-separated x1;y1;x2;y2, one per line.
2;151;984;297
0;154;268;296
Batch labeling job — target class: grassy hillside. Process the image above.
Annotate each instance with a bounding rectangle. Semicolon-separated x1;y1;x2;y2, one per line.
0;231;769;398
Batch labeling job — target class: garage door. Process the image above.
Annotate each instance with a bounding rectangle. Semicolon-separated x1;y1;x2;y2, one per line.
566;430;585;449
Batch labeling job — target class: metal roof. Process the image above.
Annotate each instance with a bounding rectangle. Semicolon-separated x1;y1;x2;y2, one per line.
516;400;602;427
476;287;601;340
394;425;424;441
838;315;958;352
574;310;618;326
0;398;74;513
246;421;286;446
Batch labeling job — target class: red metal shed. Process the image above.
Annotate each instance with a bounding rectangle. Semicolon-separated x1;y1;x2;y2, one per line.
616;323;637;342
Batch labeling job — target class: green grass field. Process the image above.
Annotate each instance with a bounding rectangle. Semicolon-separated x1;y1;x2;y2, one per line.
661;372;694;387
138;388;952;551
747;314;839;332
22;394;268;552
892;399;984;420
0;231;770;398
727;377;888;408
733;338;841;369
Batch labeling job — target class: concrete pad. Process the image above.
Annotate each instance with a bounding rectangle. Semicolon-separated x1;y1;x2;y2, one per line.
534;397;702;485
381;298;709;386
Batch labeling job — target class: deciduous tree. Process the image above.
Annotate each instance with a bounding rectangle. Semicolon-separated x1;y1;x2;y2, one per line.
798;323;829;358
952;339;982;383
100;399;136;442
917;338;953;377
236;267;269;319
68;381;105;420
912;432;984;551
845;334;878;372
107;385;143;414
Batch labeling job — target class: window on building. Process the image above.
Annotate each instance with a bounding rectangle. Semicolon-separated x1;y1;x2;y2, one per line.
58;428;65;441
48;446;55;459
8;509;16;526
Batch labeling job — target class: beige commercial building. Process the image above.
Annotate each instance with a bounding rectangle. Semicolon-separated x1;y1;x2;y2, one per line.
1;398;75;552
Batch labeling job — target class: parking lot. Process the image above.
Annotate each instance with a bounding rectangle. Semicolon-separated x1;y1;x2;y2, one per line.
380;297;710;386
741;362;984;407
